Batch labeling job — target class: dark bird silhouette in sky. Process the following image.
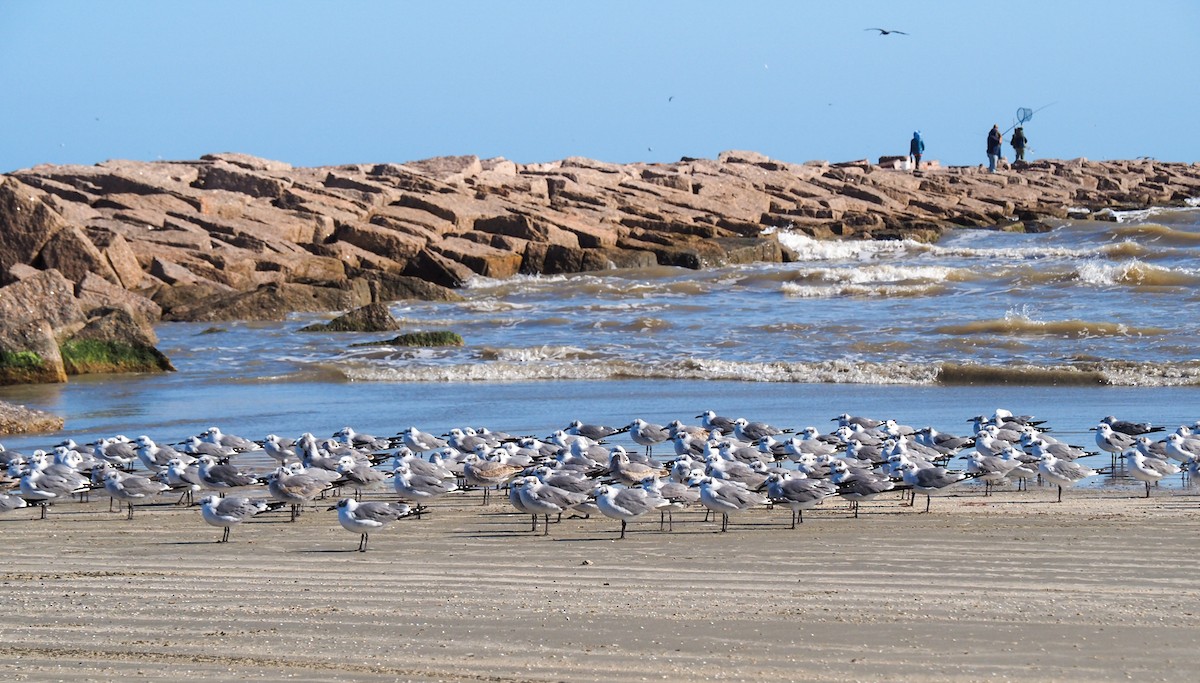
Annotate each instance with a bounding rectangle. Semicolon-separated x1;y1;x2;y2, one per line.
866;28;907;35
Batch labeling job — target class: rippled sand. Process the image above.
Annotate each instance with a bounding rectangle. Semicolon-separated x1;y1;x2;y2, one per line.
1;486;1197;682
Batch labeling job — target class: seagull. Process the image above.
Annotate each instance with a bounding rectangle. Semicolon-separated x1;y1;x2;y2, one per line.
829;461;895;517
565;419;627;441
330;498;415;552
160;458;204;505
689;474;767;532
335;455;386;499
1038;452;1097;502
196;454;262;492
593;484;670;539
896;461;969;513
865;28;907;35
606;446;668;487
268;465;334;521
733;417;789;443
763;471;838;528
461;453;524;505
516;477;589;535
1100;416;1163;436
0;493;29;515
399;426;447;453
1095;423;1137;454
627;418;671;457
103;470;169;519
199;495;274;543
392;461;458;505
1124;450;1179;497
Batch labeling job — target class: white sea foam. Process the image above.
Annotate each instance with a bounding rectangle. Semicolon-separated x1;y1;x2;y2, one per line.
781;282;942;298
336;356;1200;387
771;230;921;261
790;264;963;284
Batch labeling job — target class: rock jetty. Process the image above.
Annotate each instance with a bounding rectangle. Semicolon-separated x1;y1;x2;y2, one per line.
1;150;1198;392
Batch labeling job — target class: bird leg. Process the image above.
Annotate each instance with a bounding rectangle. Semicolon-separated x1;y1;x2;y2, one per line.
530;514;537;532
924;495;932;514
620;519;627;539
1057;485;1063;503
720;513;729;532
543;514;551;536
359;533;368;552
220;527;230;543
127;503;134;520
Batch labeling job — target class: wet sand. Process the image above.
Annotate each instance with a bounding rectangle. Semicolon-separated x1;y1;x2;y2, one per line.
1;486;1197;682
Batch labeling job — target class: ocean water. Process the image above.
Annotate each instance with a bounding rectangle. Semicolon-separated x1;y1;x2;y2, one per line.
2;207;1198;489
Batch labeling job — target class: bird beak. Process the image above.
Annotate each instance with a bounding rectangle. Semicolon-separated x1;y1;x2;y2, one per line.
326;505;337;511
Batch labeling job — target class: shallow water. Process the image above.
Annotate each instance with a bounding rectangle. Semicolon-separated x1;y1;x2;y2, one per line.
2;208;1198;491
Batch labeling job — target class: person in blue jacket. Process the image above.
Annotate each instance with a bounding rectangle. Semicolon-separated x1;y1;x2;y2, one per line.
909;131;925;171
987;124;1003;172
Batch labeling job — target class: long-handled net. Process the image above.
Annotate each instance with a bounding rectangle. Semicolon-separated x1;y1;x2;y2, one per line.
1005;103;1054;134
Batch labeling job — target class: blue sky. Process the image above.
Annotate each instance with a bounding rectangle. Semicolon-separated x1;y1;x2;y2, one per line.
2;1;1197;172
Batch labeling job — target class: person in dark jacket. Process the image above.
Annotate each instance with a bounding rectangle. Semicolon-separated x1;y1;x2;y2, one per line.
987;125;1003;172
909;131;925;171
1011;127;1028;162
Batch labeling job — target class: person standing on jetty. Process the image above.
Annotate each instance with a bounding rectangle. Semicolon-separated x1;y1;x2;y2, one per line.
987;124;1003;172
909;131;925;171
1011;126;1028;162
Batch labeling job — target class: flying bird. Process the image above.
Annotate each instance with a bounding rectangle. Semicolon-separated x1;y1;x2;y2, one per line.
866;28;907;35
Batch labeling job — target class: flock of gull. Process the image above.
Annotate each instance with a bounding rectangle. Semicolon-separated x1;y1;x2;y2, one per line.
2;409;1198;551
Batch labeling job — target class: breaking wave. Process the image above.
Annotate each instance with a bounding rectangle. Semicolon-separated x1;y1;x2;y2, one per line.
1108;223;1200;246
333;357;1200;387
934;314;1171;338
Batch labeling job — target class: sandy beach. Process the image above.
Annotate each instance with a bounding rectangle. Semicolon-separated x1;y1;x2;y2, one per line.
1;485;1197;682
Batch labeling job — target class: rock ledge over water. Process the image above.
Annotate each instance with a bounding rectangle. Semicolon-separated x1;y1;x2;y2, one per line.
2;152;1198;333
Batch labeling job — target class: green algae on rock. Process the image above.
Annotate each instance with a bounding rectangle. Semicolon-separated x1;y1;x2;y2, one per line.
59;339;176;375
353;330;465;348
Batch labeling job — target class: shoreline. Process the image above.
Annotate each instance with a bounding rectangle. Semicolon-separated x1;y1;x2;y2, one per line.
0;486;1197;682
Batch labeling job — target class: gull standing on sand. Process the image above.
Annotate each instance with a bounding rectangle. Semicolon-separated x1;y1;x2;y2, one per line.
462;453;524;505
516;476;589;535
400;426;448;453
896;461;969;513
689;474;767;532
1124;450;1179;497
335;455;386;499
202;427;261;452
697;410;738;434
196;454;262;492
607;446;668;486
628;418;671;456
103;469;169;519
829;460;895;517
19;452;91;518
764;471;838;528
1037;452;1097;502
199;494;273;543
135;435;185;472
160;457;204;505
268;464;334;521
0;492;29;515
593;484;669;539
1164;432;1200;464
1095;423;1137;454
392;461;458;506
330;498;415;552
565;420;627;441
733;417;788;443
640;477;698;531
